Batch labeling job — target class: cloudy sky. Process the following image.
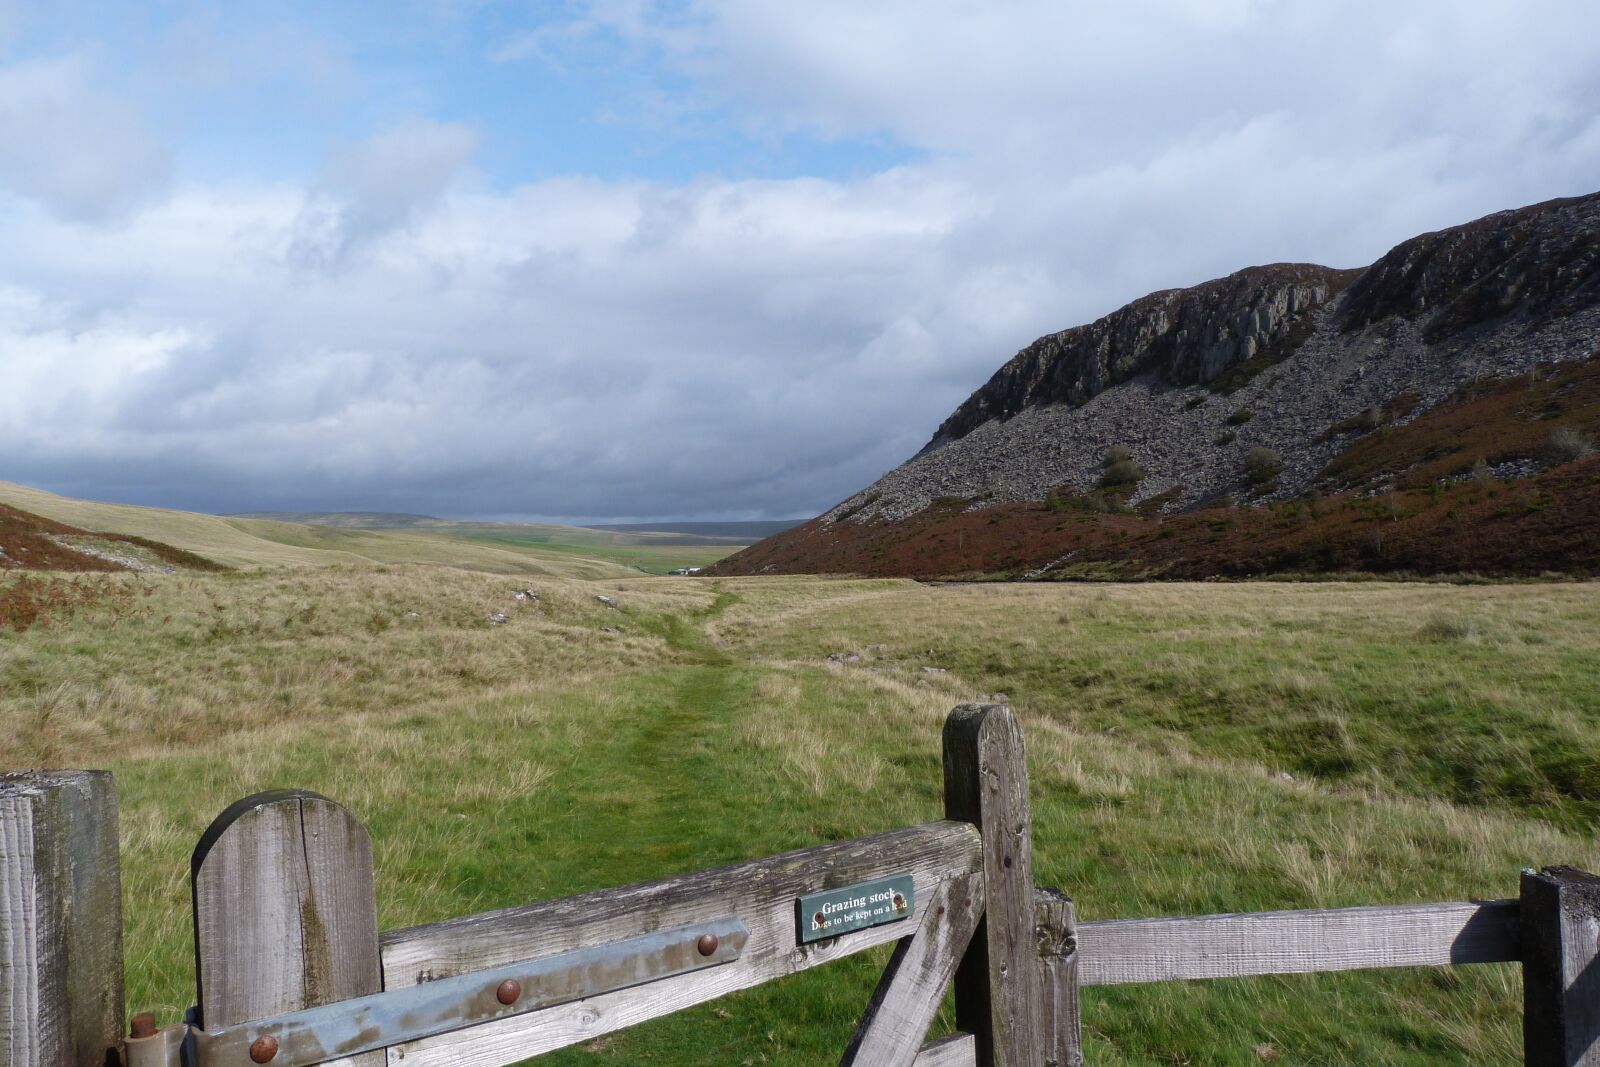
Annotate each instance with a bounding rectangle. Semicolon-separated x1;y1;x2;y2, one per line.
2;1;1597;521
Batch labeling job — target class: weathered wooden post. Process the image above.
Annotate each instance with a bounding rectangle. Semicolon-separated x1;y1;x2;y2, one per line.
943;704;1044;1067
1034;888;1081;1067
191;789;382;1065
1523;866;1600;1066
0;771;124;1067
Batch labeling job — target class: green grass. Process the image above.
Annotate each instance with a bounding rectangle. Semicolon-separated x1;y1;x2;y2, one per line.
5;570;1598;1063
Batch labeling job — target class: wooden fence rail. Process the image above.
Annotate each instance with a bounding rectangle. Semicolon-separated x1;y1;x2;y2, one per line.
1075;897;1523;986
3;706;1598;1066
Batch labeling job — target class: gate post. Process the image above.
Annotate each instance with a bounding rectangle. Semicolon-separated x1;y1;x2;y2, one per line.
191;789;382;1065
943;704;1043;1067
1522;866;1600;1066
0;771;124;1067
1034;888;1081;1067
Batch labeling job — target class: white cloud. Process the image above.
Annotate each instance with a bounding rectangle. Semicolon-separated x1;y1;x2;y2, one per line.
0;56;171;221
3;2;1599;518
0;169;975;516
0;286;199;453
648;1;1600;166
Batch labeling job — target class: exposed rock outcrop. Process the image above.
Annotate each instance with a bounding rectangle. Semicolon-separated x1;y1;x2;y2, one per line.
838;191;1600;523
922;264;1357;452
1342;192;1600;342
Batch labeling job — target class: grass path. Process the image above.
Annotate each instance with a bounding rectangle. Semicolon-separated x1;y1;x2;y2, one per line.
7;569;1600;1062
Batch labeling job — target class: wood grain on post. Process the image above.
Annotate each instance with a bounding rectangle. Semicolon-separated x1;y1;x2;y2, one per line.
842;871;985;1067
1034;888;1081;1067
0;771;124;1067
914;1033;978;1067
943;703;1043;1067
191;790;381;1067
1522;866;1600;1066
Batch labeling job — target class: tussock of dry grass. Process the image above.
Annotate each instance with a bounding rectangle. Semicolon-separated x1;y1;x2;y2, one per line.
0;568;726;766
5;568;1598;1062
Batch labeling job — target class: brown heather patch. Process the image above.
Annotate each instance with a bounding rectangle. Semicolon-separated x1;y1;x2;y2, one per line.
0;502;126;572
711;456;1600;580
0;574;155;633
1324;358;1600;488
714;362;1600;581
0;501;228;574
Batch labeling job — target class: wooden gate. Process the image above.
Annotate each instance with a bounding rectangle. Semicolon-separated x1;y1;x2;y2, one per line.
5;703;1599;1066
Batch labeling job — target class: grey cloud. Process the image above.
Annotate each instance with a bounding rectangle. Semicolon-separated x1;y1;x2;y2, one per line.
0;56;171;221
0;170;950;519
291;119;480;269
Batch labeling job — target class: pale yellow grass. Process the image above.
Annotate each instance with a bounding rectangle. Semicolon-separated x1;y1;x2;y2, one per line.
0;566;722;767
0;481;636;576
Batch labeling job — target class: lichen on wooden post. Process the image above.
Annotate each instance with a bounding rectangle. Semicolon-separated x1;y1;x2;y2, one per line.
0;770;124;1067
191;789;382;1066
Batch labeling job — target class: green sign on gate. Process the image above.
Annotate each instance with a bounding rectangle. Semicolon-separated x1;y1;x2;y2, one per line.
795;875;914;943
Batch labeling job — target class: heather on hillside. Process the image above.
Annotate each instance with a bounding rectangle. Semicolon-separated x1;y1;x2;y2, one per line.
727;193;1600;582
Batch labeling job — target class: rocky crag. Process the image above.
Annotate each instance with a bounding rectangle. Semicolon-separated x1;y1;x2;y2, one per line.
715;191;1600;579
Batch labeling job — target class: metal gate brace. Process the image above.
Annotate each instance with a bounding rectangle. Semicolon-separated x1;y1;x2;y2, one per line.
137;916;747;1067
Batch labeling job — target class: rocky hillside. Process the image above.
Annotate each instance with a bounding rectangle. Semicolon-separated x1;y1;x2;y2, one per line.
920;263;1360;452
715;191;1600;579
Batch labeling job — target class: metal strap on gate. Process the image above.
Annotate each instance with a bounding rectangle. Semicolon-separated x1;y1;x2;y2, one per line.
131;916;747;1067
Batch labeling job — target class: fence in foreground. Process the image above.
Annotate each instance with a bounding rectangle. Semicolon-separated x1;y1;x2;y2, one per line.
2;705;1596;1066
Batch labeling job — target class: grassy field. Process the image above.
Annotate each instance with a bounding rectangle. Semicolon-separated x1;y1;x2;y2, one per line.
3;567;1598;1063
461;533;736;574
235;511;758;574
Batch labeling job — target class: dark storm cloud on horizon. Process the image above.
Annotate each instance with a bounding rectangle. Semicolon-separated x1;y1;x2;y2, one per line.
2;1;1599;520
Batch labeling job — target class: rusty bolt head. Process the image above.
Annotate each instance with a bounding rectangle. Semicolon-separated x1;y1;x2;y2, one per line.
129;1013;157;1040
249;1035;279;1064
696;932;719;957
496;979;522;1005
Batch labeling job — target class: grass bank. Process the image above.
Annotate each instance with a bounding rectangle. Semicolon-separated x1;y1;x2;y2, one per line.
4;569;1597;1063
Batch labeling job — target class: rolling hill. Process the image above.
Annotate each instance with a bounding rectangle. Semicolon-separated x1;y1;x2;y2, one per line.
0;483;640;578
